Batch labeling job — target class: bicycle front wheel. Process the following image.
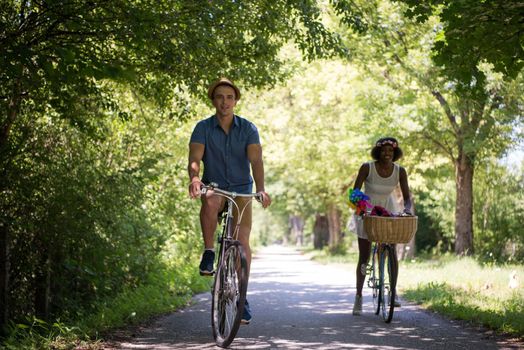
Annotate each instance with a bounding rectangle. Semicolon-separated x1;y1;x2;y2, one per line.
371;247;380;315
379;245;398;323
211;242;248;348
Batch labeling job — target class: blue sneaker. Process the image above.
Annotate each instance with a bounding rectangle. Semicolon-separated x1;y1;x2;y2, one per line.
241;300;252;324
199;250;215;276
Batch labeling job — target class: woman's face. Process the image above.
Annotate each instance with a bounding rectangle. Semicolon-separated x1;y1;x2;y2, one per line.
379;145;395;162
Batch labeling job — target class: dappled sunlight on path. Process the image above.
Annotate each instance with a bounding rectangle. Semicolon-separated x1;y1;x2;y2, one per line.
114;245;521;349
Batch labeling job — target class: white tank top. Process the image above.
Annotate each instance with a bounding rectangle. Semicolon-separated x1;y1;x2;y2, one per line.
364;161;401;213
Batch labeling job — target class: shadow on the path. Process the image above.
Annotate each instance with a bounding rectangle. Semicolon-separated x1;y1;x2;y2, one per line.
116;247;521;350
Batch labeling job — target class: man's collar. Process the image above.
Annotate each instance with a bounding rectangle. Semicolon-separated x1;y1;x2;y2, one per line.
212;114;238;128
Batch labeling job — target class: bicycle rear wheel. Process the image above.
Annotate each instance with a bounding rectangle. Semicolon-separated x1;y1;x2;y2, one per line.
379;245;398;323
211;242;248;348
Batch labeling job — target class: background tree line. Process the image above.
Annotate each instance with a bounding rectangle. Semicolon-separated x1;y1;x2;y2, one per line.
248;0;524;261
1;0;523;341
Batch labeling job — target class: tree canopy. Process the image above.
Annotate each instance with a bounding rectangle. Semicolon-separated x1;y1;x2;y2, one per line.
397;0;524;84
1;0;345;149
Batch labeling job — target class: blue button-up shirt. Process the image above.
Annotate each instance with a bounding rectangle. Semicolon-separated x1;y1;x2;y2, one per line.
190;115;260;194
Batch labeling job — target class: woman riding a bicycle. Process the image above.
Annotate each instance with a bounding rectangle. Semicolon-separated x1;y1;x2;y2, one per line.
349;137;413;316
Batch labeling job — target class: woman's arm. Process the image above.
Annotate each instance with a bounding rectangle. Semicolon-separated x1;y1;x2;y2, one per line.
353;163;370;190
399;166;412;213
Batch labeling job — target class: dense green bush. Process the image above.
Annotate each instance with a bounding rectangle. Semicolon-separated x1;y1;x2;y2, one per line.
411;160;524;263
0;94;204;329
473;161;524;263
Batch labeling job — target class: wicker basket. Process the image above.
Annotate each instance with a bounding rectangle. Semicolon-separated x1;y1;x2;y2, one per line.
363;215;418;243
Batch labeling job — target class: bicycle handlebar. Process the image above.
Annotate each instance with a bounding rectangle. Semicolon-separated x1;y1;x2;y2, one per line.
361;211;414;217
200;183;263;202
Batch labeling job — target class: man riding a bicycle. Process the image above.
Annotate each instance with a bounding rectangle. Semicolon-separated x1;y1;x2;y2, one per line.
187;77;271;324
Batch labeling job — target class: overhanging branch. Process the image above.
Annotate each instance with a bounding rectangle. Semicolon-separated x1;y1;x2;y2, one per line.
431;90;460;136
422;131;456;162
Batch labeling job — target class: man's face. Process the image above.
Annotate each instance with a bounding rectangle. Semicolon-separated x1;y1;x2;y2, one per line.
212;85;237;117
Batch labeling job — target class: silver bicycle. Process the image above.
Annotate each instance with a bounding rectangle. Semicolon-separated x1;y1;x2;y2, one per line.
200;183;261;348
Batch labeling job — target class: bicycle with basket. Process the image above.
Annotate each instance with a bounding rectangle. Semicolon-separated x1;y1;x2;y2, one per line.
365;214;417;322
349;188;418;323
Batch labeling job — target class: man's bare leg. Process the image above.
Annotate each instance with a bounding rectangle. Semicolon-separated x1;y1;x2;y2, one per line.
200;192;225;249
199;192;225;275
233;197;253;324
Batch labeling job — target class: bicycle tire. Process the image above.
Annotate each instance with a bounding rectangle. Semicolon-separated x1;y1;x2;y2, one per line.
380;246;397;323
211;242;248;348
371;246;380;315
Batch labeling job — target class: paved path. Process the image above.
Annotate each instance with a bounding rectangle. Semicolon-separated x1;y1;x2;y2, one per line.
113;245;521;349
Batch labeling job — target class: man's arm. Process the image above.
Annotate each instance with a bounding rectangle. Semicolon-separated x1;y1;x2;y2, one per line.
247;143;271;208
188;142;205;198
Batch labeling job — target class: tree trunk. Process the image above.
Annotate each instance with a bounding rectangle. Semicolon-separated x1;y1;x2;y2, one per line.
283;224;290;245
1;83;21;150
313;214;329;249
34;242;51;320
454;152;474;255
327;204;341;249
0;85;21;332
288;215;305;246
0;223;8;334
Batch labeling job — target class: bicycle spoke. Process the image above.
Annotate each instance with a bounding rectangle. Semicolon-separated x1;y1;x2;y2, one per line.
381;246;396;323
220;300;233;336
218;300;227;335
371;245;380;315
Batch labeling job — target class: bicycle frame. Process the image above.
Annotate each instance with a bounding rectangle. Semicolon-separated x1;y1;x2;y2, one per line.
219;198;234;249
202;183;261;241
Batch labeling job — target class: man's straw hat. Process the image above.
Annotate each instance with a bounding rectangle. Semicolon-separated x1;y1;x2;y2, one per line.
208;77;241;101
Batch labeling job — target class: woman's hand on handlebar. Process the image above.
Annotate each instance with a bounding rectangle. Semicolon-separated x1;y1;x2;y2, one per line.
401;207;413;216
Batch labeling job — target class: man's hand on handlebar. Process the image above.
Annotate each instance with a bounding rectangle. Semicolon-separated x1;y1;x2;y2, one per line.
191;182;271;208
188;180;202;199
257;191;271;209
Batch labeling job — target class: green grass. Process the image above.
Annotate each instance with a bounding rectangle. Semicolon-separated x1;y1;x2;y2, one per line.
2;263;211;350
307;245;524;338
399;257;524;337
